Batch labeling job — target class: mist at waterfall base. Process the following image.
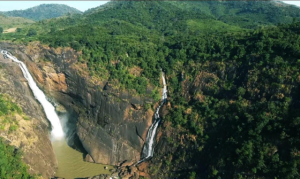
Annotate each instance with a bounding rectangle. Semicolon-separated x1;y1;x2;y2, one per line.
52;111;113;179
1;50;64;140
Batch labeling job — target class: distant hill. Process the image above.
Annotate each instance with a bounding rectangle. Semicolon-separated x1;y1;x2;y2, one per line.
168;1;300;28
2;4;82;21
80;1;300;31
0;13;34;29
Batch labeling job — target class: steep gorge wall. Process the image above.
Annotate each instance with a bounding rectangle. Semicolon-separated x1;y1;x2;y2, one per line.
0;45;57;178
2;42;156;166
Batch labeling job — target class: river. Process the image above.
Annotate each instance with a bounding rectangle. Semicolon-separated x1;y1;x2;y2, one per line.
52;139;112;179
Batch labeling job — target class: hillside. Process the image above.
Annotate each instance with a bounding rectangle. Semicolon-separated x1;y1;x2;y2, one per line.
83;1;300;29
168;1;300;28
18;1;300;38
27;1;300;90
2;4;82;21
1;1;300;178
0;13;34;29
4;1;298;38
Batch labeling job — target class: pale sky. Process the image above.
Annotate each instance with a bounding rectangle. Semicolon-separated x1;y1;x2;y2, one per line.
0;1;109;12
282;1;300;7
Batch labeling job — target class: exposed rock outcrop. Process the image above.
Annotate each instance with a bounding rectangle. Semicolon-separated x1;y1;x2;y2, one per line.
1;42;156;166
0;51;57;178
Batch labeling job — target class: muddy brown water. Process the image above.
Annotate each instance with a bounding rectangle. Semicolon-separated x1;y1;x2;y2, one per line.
52;139;113;179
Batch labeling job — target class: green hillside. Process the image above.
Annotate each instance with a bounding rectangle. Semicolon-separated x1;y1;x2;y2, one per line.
2;4;82;21
0;14;34;29
169;1;300;28
186;19;243;33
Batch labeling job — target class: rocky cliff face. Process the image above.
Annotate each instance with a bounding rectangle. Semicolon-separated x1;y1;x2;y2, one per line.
1;42;156;166
0;45;57;178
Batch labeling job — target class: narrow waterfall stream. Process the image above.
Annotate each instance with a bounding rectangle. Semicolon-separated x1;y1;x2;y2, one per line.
0;50;112;178
0;50;64;139
138;72;167;164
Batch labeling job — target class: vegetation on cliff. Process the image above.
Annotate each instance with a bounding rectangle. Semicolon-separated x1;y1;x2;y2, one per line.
0;138;34;179
0;94;22;132
0;94;34;178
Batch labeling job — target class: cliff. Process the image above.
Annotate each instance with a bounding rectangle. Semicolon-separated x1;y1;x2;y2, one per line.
1;42;157;166
0;43;57;178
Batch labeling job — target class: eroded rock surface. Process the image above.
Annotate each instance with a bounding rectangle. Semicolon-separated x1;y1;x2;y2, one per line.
0;51;57;178
1;42;156;166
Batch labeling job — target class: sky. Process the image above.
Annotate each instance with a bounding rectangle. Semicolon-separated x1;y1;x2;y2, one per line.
0;1;109;12
283;1;300;7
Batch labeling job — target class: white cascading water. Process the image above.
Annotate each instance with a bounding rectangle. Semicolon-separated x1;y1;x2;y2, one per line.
0;50;64;139
138;72;167;164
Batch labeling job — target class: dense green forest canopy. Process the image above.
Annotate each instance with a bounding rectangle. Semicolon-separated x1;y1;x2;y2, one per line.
2;1;297;96
1;1;300;178
162;22;300;178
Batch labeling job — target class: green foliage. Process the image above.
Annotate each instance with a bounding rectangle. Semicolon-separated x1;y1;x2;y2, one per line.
189;171;196;179
0;15;34;29
8;125;18;133
162;22;300;178
16;1;297;98
0;27;3;34
170;1;300;28
0;95;33;178
3;4;82;21
0;94;22;116
26;29;37;37
151;89;161;102
0;138;34;178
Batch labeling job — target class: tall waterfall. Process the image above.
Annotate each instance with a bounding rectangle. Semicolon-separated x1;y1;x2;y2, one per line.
0;50;64;139
138;72;167;164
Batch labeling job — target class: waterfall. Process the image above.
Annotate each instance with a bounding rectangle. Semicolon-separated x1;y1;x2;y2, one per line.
0;50;64;139
138;72;167;164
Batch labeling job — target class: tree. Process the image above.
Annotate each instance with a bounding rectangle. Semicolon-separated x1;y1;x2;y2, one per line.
27;29;37;36
16;28;22;33
0;27;3;34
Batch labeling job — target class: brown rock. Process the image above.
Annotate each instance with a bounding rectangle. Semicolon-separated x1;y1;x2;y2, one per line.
129;166;138;174
85;154;95;163
139;171;150;178
137;162;148;172
129;172;139;179
1;42;157;169
120;161;135;167
0;45;58;178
